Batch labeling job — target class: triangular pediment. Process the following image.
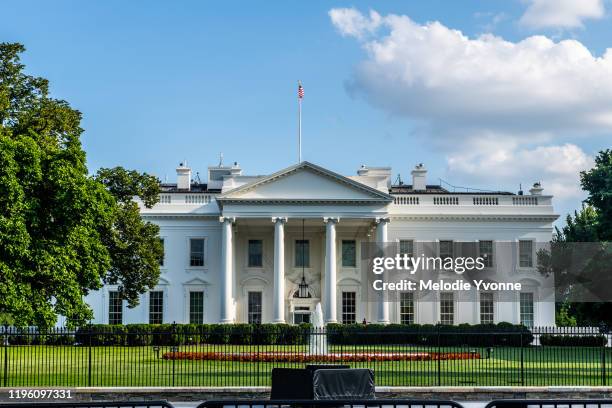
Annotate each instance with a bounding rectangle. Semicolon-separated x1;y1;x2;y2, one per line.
217;162;393;203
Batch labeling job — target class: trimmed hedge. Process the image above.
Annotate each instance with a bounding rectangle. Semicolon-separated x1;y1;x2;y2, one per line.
7;322;532;347
74;323;312;346
540;334;607;347
326;322;534;347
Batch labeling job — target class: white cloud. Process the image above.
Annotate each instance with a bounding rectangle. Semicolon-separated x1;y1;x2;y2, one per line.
329;8;602;213
520;0;605;29
329;8;382;39
329;8;612;134
447;141;594;201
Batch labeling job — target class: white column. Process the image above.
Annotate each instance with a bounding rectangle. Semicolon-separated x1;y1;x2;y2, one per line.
324;217;339;323
272;217;287;323
376;217;390;324
220;216;235;323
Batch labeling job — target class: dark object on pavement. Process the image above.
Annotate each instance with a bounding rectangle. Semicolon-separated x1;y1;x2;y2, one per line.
312;368;375;400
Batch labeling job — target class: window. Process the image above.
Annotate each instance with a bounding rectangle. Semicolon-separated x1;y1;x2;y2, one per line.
342;291;356;324
248;240;263;267
520;292;534;327
248;291;262;324
479;240;493;268
149;291;163;324
480;292;494;324
159;238;165;266
293;306;311;324
189;291;204;324
400;292;415;324
190;238;205;267
519;240;533;267
439;240;454;260
440;292;454;325
108;291;123;325
295;240;310;267
399;240;414;257
342;240;357;267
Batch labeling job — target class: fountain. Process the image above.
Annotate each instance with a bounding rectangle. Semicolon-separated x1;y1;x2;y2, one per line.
308;302;328;355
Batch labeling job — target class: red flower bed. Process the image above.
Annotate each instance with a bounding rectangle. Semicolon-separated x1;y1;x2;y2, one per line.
162;351;480;362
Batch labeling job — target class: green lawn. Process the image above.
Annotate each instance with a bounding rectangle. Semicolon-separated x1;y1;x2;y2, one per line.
1;344;610;387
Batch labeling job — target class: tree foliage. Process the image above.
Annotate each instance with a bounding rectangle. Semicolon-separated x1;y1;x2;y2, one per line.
539;150;612;326
0;43;162;327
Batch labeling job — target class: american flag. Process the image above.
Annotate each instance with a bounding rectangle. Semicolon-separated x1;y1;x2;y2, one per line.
298;81;304;99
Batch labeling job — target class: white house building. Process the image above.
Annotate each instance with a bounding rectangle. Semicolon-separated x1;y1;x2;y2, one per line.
85;161;558;326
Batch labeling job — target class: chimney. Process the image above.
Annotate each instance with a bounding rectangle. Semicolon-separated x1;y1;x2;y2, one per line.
411;163;427;191
529;181;544;196
176;162;191;191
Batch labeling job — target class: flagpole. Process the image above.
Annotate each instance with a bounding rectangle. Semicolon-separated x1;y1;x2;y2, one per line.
298;84;302;163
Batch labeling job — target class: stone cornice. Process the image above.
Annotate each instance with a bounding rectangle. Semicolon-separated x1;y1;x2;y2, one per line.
218;198;391;205
390;214;559;222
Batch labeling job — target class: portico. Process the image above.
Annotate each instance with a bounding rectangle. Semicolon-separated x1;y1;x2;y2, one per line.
216;215;391;324
215;162;394;324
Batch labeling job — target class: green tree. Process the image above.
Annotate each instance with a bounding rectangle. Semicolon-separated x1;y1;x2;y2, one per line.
581;149;612;241
540;150;612;326
96;167;163;307
0;43;161;327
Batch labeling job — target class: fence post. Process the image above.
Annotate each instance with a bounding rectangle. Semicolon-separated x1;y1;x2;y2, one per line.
437;325;441;386
520;331;525;386
88;325;92;387
3;324;8;387
171;321;177;387
602;330;608;386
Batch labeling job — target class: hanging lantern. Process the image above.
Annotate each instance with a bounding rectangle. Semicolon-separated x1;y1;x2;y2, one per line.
298;275;310;299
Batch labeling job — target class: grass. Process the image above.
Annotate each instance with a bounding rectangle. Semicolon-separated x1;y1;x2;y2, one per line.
1;344;610;387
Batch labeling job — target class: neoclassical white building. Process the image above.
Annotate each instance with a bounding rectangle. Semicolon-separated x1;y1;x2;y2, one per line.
85;161;558;326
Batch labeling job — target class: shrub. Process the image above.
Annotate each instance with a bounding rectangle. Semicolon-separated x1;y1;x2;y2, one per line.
75;324;127;346
540;334;607;347
327;322;532;347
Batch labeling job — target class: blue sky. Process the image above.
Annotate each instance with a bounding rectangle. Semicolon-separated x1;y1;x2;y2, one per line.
3;0;611;219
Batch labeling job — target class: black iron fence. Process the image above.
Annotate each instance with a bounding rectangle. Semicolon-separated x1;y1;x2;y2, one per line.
0;402;174;408
198;400;466;408
1;325;610;387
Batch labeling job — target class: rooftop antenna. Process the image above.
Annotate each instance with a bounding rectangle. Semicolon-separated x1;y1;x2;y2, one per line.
194;172;202;184
394;174;403;185
218;152;224;166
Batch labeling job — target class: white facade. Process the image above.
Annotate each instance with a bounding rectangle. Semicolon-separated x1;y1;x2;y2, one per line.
85;161;558;326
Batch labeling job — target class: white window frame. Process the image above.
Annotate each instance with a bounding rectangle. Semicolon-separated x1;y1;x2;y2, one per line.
183;279;209;323
478;291;495;324
188;290;205;324
106;288;124;325
478;240;495;269
341;291;357;324
247;291;264;324
439;292;455;325
148;290;165;324
294;239;311;268
517;239;535;270
438;240;454;260
339;238;359;269
519;291;536;327
399;291;416;324
246;237;265;269
187;236;207;270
